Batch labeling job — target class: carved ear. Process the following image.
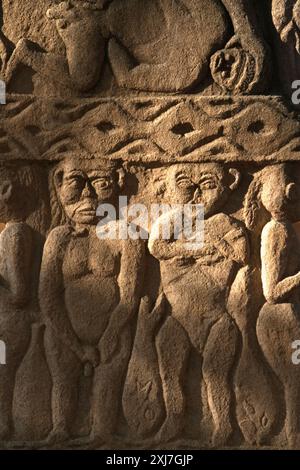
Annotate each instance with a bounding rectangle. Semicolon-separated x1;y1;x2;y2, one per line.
0;180;13;202
152;169;167;199
228;168;241;190
117;167;125;190
53;168;64;190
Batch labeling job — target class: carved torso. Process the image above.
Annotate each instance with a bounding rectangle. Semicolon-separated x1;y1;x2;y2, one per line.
62;227;120;344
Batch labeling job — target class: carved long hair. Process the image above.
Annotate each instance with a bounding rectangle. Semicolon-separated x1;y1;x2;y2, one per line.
244;165;287;231
244;173;264;230
0;161;50;235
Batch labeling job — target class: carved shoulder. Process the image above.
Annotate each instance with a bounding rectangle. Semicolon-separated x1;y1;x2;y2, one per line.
43;225;73;261
2;221;32;252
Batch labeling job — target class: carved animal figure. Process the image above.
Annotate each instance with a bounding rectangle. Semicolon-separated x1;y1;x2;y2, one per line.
0;164;38;440
4;0;269;95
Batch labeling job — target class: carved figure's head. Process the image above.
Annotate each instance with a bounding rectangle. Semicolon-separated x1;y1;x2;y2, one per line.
0;163;39;224
164;163;240;216
54;158;123;226
244;163;300;228
272;0;300;53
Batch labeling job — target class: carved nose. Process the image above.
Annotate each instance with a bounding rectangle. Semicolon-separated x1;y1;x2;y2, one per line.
82;182;93;197
286;183;298;201
192;187;201;203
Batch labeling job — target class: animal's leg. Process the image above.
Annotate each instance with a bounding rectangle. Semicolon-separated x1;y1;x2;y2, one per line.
108;38;201;92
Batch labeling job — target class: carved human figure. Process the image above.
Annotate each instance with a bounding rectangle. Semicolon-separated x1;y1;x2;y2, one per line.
0;164;36;440
39;158;145;444
5;0;269;95
148;163;249;446
272;0;300;102
244;164;300;449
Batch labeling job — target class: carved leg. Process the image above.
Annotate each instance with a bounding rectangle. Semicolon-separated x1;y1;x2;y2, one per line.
0;318;31;440
122;295;166;439
5;39;41;83
257;303;300;449
155;316;190;443
44;328;81;443
91;327;132;444
0;366;17;439
108;38;200;93
202;314;238;447
5;39;69;89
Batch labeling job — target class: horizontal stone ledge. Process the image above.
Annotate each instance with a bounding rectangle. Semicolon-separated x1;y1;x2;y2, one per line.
0;94;300;163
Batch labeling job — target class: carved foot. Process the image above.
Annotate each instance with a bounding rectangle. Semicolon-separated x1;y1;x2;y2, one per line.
211;424;233;448
87;431;105;448
154;415;182;445
46;427;70;446
287;433;300;450
0;422;11;441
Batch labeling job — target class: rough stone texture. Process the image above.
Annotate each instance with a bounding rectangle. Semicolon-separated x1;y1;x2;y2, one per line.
1;0;300;451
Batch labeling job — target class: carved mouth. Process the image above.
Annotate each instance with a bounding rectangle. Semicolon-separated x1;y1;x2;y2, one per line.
77;209;96;216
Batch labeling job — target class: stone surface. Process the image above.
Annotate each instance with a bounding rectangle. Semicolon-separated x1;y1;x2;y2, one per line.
1;0;300;451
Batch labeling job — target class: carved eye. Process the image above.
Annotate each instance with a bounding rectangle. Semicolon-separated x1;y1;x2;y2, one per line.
200;179;216;190
66;176;84;190
176;175;193;189
92;178;113;190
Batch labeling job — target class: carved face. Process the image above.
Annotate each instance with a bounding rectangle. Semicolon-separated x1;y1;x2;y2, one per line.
260;165;300;222
55;160;119;226
165;163;239;216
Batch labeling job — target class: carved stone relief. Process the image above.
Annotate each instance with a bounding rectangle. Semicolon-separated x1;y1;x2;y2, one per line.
2;0;300;451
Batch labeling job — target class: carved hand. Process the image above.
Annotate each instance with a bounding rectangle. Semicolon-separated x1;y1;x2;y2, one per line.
81;345;100;368
99;326;119;364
